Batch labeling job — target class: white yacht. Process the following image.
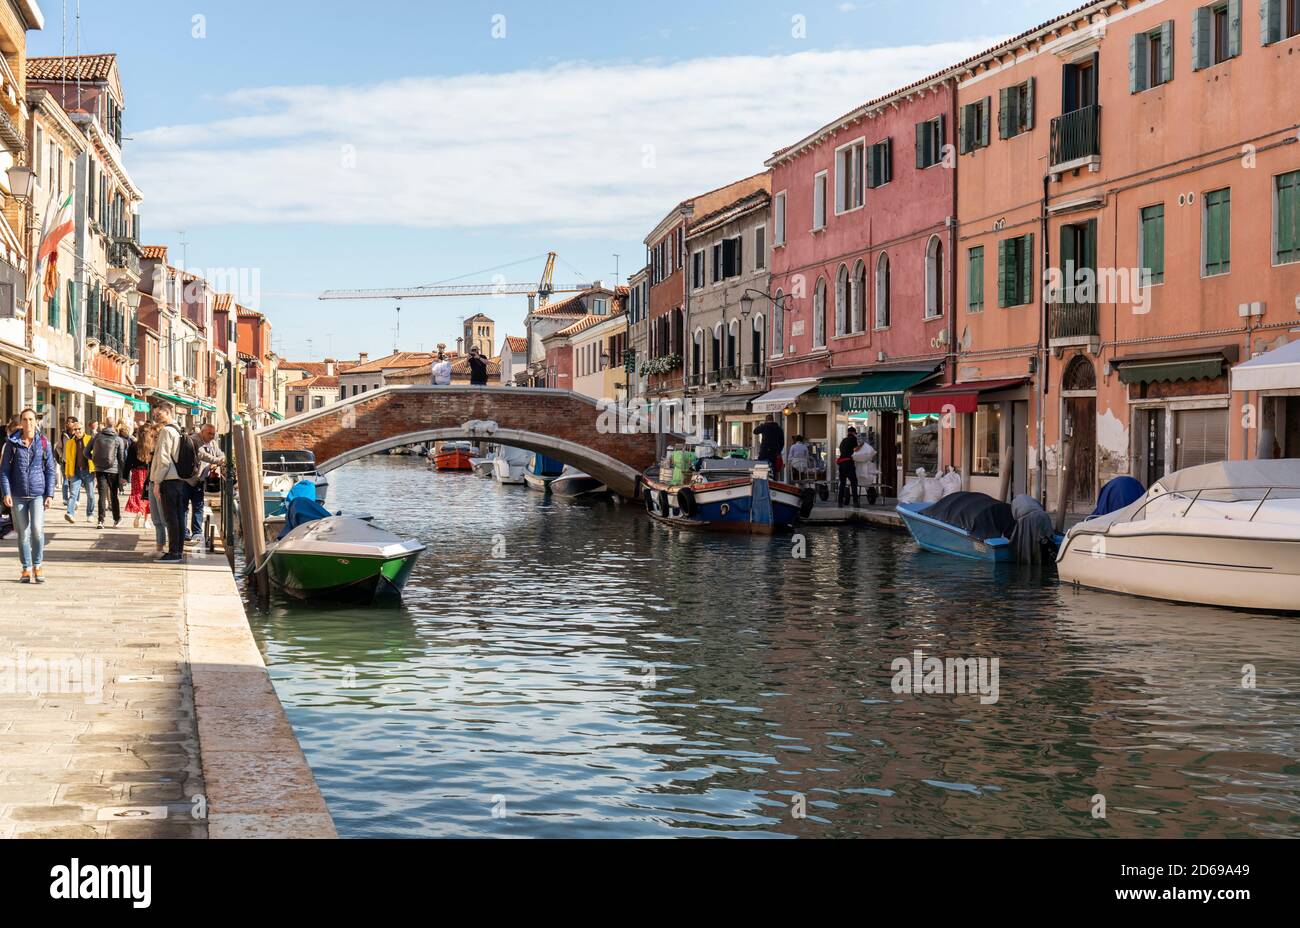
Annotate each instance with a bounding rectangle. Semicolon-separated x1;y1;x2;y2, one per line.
1056;459;1300;611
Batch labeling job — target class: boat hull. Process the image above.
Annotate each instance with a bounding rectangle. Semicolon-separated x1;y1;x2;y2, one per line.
523;471;557;493
434;450;473;471
551;473;607;498
266;549;421;603
470;458;495;478
493;460;526;484
896;502;1012;562
642;476;804;533
1057;527;1300;611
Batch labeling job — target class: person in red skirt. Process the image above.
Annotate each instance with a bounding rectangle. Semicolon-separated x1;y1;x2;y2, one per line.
125;422;156;528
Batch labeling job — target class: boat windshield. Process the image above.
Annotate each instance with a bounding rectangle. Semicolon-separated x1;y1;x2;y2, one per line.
263;450;318;475
1131;485;1300;524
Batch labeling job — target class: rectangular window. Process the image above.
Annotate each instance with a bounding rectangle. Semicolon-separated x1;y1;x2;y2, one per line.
997;234;1035;308
692;250;705;289
1175;407;1228;470
1139;204;1165;285
1203;187;1231;277
967;246;985;312
835;139;864;213
959;97;990;154
774;192;786;246
1193;1;1240;69
711;242;722;283
1131;21;1175;92
998;79;1035;139
1276;171;1300;265
755;226;767;270
867;139;892;188
915;115;945;168
812;172;827;230
720;236;743;279
972;404;1002;476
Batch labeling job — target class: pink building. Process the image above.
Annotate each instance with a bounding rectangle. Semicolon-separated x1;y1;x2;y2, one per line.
763;74;958;491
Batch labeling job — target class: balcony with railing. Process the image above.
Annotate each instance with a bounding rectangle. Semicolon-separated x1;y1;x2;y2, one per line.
1048;299;1100;350
1049;104;1101;173
108;237;143;283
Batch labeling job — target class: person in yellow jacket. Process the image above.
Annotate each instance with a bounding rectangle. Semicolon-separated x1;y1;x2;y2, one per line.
62;418;97;524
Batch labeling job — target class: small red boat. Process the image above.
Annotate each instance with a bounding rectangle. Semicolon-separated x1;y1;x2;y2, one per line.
433;442;475;471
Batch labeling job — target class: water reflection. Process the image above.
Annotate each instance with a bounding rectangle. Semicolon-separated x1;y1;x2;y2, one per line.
246;456;1300;838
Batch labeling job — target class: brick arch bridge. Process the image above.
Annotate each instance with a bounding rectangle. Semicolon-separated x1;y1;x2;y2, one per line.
257;386;664;498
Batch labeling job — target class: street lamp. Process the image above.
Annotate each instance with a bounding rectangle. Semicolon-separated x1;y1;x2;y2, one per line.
5;164;35;200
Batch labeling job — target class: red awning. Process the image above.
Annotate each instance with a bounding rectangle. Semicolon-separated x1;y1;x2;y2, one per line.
908;378;1028;415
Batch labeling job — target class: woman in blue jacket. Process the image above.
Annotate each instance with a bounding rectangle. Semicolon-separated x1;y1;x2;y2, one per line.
1;408;58;583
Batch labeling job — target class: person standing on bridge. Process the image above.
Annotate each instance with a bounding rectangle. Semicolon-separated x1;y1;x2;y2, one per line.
467;346;490;386
431;349;453;386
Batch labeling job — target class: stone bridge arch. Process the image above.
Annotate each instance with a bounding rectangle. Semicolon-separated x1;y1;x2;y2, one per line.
258;386;665;498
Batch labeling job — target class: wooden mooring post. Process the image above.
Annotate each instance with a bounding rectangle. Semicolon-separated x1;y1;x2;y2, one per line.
233;421;269;601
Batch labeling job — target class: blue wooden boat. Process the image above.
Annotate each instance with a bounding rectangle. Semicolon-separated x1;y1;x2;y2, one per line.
642;456;813;534
523;453;566;492
897;500;1014;561
898;491;1063;562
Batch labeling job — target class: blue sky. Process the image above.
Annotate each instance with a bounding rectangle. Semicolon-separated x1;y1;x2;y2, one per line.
28;0;1061;361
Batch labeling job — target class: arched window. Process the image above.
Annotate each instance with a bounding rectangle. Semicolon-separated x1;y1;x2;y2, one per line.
875;253;891;328
726;320;739;371
773;290;784;356
711;323;723;374
851;260;866;333
1063;354;1097;392
751;314;764;374
925;236;944;318
835;264;849;337
813;277;827;347
692;328;704;381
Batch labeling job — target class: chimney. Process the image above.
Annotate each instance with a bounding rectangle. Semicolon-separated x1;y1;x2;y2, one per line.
325;358;335;376
456;337;464;355
358;352;369;365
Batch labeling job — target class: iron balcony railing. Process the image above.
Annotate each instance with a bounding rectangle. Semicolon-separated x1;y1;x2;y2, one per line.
1049;300;1100;340
108;237;143;277
1049;104;1101;169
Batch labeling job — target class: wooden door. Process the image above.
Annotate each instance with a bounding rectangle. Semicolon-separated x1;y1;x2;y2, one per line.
1064;396;1096;510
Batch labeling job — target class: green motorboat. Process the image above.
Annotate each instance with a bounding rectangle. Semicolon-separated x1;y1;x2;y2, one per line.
264;516;425;603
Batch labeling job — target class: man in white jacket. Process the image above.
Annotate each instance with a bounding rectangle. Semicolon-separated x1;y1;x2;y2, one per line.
149;405;187;562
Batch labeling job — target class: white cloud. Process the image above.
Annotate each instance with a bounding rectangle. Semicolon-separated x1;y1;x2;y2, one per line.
133;41;993;236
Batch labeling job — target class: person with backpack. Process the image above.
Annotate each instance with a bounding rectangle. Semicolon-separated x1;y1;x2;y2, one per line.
1;408;58;583
149;404;198;563
90;420;126;529
63;418;96;523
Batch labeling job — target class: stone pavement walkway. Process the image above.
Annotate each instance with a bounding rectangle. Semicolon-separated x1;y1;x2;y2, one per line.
0;514;335;839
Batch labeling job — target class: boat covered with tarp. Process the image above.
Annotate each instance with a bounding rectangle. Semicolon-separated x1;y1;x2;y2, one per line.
898;491;1061;563
1057;459;1300;610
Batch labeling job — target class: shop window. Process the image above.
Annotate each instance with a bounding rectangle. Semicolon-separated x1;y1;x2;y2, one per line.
972;404;1002;476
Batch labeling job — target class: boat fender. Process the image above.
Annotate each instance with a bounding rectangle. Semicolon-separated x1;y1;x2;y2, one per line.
658;490;671;516
677;487;697;517
800;488;816;518
644;490;655;514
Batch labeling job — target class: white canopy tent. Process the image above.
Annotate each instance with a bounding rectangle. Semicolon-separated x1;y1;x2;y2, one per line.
1232;339;1300;392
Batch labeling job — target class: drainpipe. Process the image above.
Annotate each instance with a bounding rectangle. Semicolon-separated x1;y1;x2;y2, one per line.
948;79;960;474
1038;173;1051;505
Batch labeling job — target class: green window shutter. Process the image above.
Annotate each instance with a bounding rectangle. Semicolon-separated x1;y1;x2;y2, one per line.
67;280;77;335
1261;0;1282;45
980;96;991;148
1059;225;1077;304
1204;188;1231;275
968;247;984;310
997;239;1009;308
1276;172;1299;263
935;114;946;156
998;87;1010;138
915;121;927;168
958;105;970;155
1020;233;1034;305
1141;205;1166;284
883;138;892;184
1130;33;1148;93
1160;21;1175;83
1228;0;1242;57
1192;7;1211;69
1023;78;1035;131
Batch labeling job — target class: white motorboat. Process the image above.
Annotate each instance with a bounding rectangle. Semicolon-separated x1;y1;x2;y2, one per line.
1056;459;1300;611
492;444;531;485
550;466;608;499
470;457;495;478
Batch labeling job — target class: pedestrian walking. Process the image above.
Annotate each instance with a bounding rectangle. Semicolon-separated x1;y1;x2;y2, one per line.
90;421;126;529
837;427;860;508
1;409;58;583
182;423;225;546
125;422;154;529
62;419;96;523
150;404;197;562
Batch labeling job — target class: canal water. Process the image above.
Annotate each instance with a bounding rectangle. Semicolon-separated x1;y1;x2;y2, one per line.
246;455;1300;838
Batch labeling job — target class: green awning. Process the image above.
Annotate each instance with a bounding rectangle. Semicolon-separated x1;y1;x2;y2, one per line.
832;370;935;412
151;390;216;413
105;389;150;412
268;410;284;421
1117;356;1224;385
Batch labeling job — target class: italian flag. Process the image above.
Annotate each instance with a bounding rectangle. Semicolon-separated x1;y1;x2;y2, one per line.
37;191;73;266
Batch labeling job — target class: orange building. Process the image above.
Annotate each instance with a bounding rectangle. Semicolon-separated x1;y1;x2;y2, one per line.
944;0;1300;511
